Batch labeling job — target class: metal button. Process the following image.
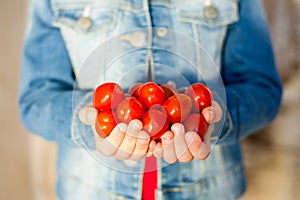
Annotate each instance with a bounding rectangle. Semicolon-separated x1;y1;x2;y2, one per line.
157;27;168;37
130;31;146;47
77;16;93;30
204;5;218;20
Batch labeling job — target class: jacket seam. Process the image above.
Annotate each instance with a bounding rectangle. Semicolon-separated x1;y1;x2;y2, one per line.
50;1;145;14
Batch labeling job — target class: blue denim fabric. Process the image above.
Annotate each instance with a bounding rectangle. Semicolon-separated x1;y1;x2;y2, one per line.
19;0;282;199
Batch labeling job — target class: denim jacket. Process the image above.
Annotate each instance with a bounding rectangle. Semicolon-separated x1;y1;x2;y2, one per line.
19;0;282;199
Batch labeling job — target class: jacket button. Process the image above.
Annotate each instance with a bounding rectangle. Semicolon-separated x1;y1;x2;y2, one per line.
77;16;93;30
157;27;168;37
130;31;146;47
204;5;218;20
120;31;146;47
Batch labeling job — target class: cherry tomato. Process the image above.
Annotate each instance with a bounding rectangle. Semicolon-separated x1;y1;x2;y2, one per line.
93;82;124;111
185;83;212;112
116;97;145;124
142;107;169;139
128;82;143;98
163;94;193;123
95;110;118;138
161;84;177;99
183;113;208;140
138;82;166;108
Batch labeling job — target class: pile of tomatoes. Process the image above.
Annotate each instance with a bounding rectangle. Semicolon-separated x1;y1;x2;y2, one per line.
93;82;212;140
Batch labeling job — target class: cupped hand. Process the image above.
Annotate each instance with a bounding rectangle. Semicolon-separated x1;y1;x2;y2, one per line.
153;100;222;163
78;104;151;161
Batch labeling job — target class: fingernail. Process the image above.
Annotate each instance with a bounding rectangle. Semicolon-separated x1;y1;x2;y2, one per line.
185;132;195;144
87;108;97;122
129;120;142;131
162;132;173;145
118;123;127;132
203;111;213;123
172;124;183;135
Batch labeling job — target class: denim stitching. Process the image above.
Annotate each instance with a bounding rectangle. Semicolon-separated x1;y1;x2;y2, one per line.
51;0;145;14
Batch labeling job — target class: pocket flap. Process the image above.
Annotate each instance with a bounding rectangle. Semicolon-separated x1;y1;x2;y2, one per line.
52;5;118;33
177;0;239;27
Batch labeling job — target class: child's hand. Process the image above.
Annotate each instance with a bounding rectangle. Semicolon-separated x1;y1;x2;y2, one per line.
153;100;222;163
79;104;151;161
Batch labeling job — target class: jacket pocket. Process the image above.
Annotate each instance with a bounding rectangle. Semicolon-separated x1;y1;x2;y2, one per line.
176;0;239;27
52;6;118;34
51;1;119;88
175;0;239;72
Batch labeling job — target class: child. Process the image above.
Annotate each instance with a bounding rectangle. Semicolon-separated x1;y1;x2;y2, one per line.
19;0;282;199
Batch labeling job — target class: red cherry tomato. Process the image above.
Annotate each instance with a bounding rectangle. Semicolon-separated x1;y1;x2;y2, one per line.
183;113;208;140
138;82;166;108
116;97;145;124
185;83;212;112
163;94;193;123
128;82;143;98
161;84;177;99
93;82;124;111
142;108;169;140
95;110;118;138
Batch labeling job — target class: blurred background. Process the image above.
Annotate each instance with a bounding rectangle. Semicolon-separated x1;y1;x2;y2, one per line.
0;0;299;199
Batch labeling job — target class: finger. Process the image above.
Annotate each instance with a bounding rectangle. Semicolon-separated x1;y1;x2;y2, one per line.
200;124;213;159
146;140;156;157
172;124;193;162
78;104;98;125
114;120;143;160
198;142;211;160
184;131;204;160
95;123;127;156
202;100;222;123
154;142;163;158
130;131;150;161
161;131;177;164
185;125;213;160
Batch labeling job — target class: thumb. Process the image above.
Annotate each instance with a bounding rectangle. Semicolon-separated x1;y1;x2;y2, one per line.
78;104;98;125
202;101;222;123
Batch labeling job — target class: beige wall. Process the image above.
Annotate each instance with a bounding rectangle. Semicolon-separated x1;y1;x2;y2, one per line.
0;0;32;199
0;0;299;200
0;1;57;199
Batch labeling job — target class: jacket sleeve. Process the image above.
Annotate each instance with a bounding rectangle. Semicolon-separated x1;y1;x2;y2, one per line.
18;0;94;148
218;0;283;143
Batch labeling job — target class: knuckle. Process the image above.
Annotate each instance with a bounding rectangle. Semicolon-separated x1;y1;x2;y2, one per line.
165;158;177;164
197;151;210;160
177;153;193;162
178;157;193;162
115;151;131;160
154;151;163;158
96;146;114;157
130;154;144;161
